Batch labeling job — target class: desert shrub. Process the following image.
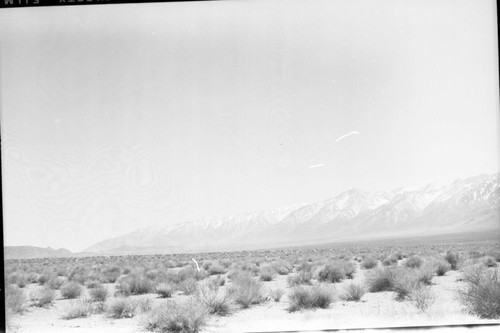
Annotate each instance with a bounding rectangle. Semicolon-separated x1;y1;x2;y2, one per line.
342;283;365;302
220;259;232;269
61;281;83;299
89;284;108;302
435;260;451;276
445;250;459;270
177;266;207;282
63;299;93;319
134;297;154;314
37;272;52;285
273;261;292;275
393;268;422;300
486;250;500;262
269;288;285;302
394;252;405;260
343;261;356;279
68;265;90;285
458;267;500;319
47;276;66;290
145;269;163;281
85;279;101;289
228;272;264;308
206;262;226;276
361;256;378;269
116;273;155;296
107;297;137;318
482;256;498;268
240;262;260;276
196;280;231;316
366;267;396;292
143;299;207;333
156;283;175;298
287;284;335;312
9;272;27;288
384;258;394;266
287;270;313;287
297;261;313;272
211;275;225;287
383;256;398;266
30;287;56;307
6;285;26;314
259;264;275;281
417;265;435;285
405;256;423;269
410;286;435;312
468;250;484;259
25;272;39;284
318;262;345;283
101;266;121;283
178;278;198;295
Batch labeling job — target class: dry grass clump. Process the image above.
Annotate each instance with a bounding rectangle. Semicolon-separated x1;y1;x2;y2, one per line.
382;255;399;266
458;266;500;319
156;283;175;298
296;261;313;272
259;264;275;281
228;272;264;308
272;260;293;275
143;299;207;333
100;266;121;283
205;262;227;276
196;279;232;316
134;296;154;314
317;262;345;283
60;281;83;299
116;273;156;296
445;250;459;270
8;272;28;288
178;278;198;295
404;255;423;269
269;288;285;302
366;267;396;292
210;275;225;286
393;268;422;300
6;284;26;314
361;256;378;269
416;264;435;285
89;283;108;302
287;284;335;312
482;256;498;268
37;272;52;285
85;279;101;289
48;276;66;290
287;270;313;286
435;260;452;276
107;297;137;318
342;261;356;279
342;283;366;302
63;299;94;319
30;287;56;307
410;286;435;312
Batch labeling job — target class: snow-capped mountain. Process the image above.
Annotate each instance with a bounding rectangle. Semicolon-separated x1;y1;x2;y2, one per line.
84;173;499;254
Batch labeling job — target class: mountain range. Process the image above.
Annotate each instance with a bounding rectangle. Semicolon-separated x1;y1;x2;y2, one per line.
4;246;73;260
83;173;499;255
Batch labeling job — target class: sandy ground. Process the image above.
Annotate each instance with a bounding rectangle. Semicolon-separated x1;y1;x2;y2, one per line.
7;265;500;333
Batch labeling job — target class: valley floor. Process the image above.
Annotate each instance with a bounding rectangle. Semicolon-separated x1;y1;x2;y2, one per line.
7;267;499;333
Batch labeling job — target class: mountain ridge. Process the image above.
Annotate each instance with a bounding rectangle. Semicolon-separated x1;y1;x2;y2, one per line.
83;173;499;255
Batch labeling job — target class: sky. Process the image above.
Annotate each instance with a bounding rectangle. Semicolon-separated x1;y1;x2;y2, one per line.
1;0;498;252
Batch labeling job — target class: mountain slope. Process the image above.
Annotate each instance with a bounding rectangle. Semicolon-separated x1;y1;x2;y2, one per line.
84;173;500;254
4;246;73;260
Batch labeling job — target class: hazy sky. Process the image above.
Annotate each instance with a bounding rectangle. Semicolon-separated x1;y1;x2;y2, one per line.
1;0;498;252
